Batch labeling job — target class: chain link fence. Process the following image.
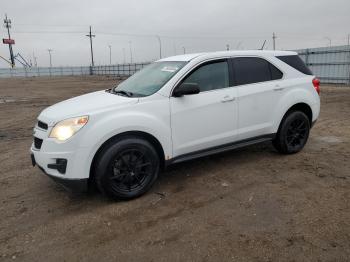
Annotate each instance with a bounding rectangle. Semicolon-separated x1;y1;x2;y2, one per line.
0;46;350;85
0;63;150;78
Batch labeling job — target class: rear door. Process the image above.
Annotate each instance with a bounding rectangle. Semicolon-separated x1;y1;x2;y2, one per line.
231;57;284;140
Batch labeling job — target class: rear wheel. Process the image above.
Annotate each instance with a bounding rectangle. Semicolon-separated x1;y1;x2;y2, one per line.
273;111;310;154
95;137;160;200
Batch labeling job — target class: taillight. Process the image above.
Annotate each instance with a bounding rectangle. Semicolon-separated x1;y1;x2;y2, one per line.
312;78;320;95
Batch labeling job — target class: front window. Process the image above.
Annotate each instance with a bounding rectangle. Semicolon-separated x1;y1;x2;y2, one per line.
181;60;229;92
113;61;186;97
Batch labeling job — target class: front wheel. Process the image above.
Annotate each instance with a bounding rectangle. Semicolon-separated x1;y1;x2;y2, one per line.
95;137;160;200
273;111;310;154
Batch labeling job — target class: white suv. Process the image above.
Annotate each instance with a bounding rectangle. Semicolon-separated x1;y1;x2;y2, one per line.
31;50;320;200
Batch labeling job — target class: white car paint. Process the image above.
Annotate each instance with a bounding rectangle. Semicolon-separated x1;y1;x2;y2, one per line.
31;50;320;182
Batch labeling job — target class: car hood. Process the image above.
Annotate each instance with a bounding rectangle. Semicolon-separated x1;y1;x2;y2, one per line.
38;90;138;126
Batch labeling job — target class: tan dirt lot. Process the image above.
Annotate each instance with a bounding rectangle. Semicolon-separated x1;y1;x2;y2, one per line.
0;76;349;262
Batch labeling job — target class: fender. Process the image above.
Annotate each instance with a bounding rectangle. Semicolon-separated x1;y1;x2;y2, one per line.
271;84;320;133
78;97;172;179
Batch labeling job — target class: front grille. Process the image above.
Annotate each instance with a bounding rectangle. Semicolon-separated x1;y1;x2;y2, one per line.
34;137;43;150
37;120;48;130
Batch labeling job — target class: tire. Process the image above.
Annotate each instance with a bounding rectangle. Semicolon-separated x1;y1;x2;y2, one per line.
273;111;310;154
95;136;160;200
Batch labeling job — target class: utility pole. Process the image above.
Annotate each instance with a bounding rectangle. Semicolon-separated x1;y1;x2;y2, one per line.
128;41;133;63
47;49;53;67
86;26;95;66
272;32;276;50
182;46;186;54
3;14;15;68
226;44;230;51
156;35;162;59
108;45;112;65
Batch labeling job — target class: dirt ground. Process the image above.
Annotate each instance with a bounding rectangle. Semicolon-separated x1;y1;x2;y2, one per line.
0;76;349;262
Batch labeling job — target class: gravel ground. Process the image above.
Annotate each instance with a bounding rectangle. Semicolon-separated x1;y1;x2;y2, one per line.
0;76;349;262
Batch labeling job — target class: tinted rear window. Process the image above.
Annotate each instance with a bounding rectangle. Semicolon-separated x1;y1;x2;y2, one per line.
232;57;283;86
270;63;283;80
276;55;312;75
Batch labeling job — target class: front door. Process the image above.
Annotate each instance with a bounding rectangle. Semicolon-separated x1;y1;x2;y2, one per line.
170;59;238;157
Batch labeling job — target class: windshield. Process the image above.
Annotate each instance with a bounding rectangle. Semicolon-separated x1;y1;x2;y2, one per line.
113;61;186;97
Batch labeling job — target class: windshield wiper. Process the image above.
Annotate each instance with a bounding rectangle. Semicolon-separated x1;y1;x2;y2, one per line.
113;90;134;97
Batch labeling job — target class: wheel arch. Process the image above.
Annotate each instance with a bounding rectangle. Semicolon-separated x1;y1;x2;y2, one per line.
89;131;166;183
285;103;312;123
276;102;313;133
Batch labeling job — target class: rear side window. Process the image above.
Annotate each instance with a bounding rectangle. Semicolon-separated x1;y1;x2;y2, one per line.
276;55;312;75
232;57;283;86
270;63;283;80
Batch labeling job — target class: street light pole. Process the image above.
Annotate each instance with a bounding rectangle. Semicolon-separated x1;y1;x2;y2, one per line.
128;41;133;63
122;48;126;64
47;49;53;67
156;35;162;59
108;45;112;65
324;37;332;47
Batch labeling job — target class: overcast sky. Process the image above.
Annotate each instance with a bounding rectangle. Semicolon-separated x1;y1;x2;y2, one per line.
1;0;349;67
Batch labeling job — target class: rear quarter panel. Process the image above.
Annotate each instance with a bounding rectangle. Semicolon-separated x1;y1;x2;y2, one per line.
271;76;320;133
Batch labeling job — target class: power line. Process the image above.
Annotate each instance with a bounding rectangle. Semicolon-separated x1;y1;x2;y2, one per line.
11;29;270;40
11;29;349;44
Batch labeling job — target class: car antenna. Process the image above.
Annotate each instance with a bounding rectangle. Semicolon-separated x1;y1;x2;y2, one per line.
259;40;266;50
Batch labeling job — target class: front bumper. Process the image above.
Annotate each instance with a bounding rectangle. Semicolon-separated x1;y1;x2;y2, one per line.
31;153;88;192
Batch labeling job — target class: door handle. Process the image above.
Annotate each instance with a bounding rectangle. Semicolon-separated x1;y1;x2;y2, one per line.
221;95;236;102
273;85;285;91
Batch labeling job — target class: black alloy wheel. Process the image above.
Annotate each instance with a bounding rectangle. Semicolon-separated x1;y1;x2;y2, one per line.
285;118;308;151
110;148;154;194
273;111;310;154
95;137;160;200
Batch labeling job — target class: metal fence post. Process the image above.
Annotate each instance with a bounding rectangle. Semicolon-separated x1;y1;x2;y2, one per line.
348;44;350;85
305;48;309;66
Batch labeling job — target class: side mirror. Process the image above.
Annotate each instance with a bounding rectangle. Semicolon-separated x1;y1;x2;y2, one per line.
173;83;200;97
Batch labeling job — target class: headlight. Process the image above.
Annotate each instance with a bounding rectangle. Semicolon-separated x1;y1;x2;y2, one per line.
49;116;89;141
